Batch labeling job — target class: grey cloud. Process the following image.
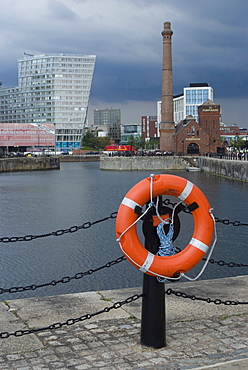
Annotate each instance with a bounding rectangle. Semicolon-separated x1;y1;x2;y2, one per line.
0;0;247;127
46;0;80;21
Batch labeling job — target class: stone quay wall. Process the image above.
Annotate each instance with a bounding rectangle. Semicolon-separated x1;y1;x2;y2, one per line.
100;156;193;171
0;156;60;172
198;157;248;182
100;156;248;182
60;155;100;162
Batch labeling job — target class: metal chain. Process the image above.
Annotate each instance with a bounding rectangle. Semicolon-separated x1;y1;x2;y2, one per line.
166;288;248;305
206;258;248;267
1;287;248;339
1;252;247;296
175;247;248;268
0;212;117;243
0;293;143;339
0;206;247;245
163;199;248;226
0;256;126;295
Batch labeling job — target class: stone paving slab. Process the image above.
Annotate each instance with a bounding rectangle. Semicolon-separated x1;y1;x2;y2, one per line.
0;275;247;369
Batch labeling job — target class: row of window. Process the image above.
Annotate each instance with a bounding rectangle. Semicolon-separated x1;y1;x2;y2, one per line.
185;89;209;104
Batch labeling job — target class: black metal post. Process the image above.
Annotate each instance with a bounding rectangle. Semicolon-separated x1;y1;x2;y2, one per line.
140;200;166;348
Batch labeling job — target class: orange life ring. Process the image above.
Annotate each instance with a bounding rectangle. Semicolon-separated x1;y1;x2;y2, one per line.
116;174;214;278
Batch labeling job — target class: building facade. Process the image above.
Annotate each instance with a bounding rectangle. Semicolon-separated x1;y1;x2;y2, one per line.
94;108;121;143
174;83;214;124
121;124;141;144
174;100;222;155
157;83;214;127
141;116;158;140
0;53;96;149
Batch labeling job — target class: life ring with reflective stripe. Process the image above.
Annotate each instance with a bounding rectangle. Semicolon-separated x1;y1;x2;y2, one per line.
116;174;214;278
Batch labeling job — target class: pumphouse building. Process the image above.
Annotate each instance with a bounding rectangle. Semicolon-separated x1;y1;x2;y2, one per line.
159;22;222;155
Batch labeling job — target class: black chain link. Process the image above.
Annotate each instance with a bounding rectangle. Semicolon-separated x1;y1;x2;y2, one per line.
0;293;143;339
0;255;126;295
214;218;248;227
2;286;248;339
206;258;248;267
0;212;117;243
163;199;248;226
165;288;248;305
175;247;248;268
1;206;247;245
1;252;247;296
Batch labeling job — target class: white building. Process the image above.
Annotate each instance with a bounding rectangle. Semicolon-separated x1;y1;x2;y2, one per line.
0;53;96;149
157;83;214;131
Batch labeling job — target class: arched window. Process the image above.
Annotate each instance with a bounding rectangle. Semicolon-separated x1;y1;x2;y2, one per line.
187;142;199;155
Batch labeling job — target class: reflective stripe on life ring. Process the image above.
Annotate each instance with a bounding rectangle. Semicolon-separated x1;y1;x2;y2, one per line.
116;174;214;278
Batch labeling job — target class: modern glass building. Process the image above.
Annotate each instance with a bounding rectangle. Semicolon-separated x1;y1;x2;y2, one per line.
0;53;96;149
121;124;141;144
173;83;214;124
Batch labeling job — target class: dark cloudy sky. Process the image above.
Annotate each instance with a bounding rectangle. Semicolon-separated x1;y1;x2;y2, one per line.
1;0;247;127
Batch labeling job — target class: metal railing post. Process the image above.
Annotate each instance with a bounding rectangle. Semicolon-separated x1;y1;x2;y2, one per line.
140;198;166;348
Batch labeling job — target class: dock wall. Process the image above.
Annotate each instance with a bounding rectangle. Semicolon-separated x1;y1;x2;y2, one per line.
60;155;100;162
100;156;194;171
100;156;248;182
0;156;60;172
198;157;248;182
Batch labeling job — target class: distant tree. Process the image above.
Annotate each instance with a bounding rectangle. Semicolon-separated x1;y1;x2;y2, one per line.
82;131;111;150
128;135;135;149
230;135;245;150
145;139;160;150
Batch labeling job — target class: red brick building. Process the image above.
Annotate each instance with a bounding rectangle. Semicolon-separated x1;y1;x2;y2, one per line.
141;116;158;139
174;100;222;155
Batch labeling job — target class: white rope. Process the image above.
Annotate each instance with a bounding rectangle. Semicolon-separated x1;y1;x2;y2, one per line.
181;210;217;281
116;174;155;243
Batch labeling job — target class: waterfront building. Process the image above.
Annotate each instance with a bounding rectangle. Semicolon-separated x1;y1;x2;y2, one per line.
0;53;96;149
94;108;121;143
174;100;222;155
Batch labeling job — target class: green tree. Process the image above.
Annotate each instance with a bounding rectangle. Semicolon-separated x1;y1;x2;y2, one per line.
82;131;111;150
230;135;245;150
145;139;160;150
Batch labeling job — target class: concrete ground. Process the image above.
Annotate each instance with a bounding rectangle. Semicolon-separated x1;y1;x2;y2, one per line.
0;275;247;369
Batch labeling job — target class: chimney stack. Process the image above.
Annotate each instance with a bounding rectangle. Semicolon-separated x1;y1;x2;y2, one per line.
160;22;175;152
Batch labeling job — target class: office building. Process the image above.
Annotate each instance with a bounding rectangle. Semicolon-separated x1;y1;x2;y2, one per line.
174;83;214;124
94;108;121;143
157;83;214;128
121;124;141;144
0;53;96;149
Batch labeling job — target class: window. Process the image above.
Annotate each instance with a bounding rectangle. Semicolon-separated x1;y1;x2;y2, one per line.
186;90;191;104
203;89;209;102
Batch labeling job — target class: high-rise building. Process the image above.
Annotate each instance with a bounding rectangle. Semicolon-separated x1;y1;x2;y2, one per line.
94;108;121;143
0;53;96;149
